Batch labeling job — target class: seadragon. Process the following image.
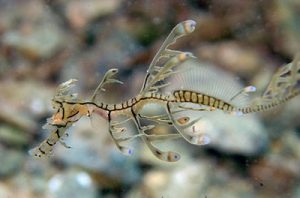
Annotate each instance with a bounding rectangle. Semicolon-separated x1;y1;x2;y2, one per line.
29;20;300;162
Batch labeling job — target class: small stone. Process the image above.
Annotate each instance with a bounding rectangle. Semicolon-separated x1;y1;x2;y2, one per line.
196;42;264;77
0;148;25;178
1;0;66;60
196;112;268;156
53;117;141;184
268;0;300;56
47;170;97;198
0;125;29;147
65;0;121;30
127;160;211;198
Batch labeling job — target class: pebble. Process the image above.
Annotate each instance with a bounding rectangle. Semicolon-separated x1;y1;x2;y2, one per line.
1;0;66;60
0;148;25;178
196;42;265;77
53;117;141;185
47;170;97;198
0;125;29;147
196;112;268;156
65;0;122;30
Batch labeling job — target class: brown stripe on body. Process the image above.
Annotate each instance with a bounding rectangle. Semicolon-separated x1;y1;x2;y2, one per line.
203;95;209;105
209;97;215;106
191;92;197;103
67;110;79;119
39;147;46;155
173;90;234;111
184;91;191;102
46;140;55;146
179;90;185;102
55;129;61;138
198;94;203;103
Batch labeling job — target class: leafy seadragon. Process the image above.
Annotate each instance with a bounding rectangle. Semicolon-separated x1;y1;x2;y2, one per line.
29;20;300;162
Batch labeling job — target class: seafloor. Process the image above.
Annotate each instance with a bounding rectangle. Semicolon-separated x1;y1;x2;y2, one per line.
0;0;299;197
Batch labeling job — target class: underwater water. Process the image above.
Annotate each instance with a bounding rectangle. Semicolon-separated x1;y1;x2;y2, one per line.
0;0;300;197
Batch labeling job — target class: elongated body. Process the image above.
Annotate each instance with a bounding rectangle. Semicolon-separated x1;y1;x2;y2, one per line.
29;20;300;162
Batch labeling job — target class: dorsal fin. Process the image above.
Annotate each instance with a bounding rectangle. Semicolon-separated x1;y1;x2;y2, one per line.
164;59;252;107
140;20;197;94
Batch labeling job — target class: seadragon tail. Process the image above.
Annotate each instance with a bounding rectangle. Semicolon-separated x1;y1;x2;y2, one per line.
237;53;300;114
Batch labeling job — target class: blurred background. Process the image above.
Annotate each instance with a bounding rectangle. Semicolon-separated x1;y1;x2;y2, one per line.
0;0;300;197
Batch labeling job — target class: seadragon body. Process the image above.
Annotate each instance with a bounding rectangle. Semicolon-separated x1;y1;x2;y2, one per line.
29;20;300;162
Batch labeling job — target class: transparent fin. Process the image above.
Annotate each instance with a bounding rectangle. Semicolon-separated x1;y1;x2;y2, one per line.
141;20;197;94
164;59;252;108
141;52;195;95
130;110;181;162
53;79;79;102
166;102;212;146
91;68;123;102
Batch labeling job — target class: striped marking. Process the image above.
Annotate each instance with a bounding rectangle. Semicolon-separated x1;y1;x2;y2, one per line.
184;91;191;102
173;90;234;111
39;147;46;155
67;110;79;119
203;96;209;105
209;97;215;106
191;92;197;103
198;94;203;103
46;140;55;146
219;101;224;109
223;104;229;111
179;90;185;102
213;100;219;108
55;130;61;138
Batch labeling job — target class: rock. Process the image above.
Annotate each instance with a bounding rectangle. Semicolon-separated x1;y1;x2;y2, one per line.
0;183;12;198
249;131;300;195
0;148;25;178
293;186;300;198
269;97;300;131
195;112;268;156
0;80;54;116
1;0;66;60
196;42;265;78
65;0;122;30
205;178;256;198
53;117;141;185
0;125;29;147
60;28;142;101
126;160;212;198
0;80;55;132
267;0;300;56
47;170;97;198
